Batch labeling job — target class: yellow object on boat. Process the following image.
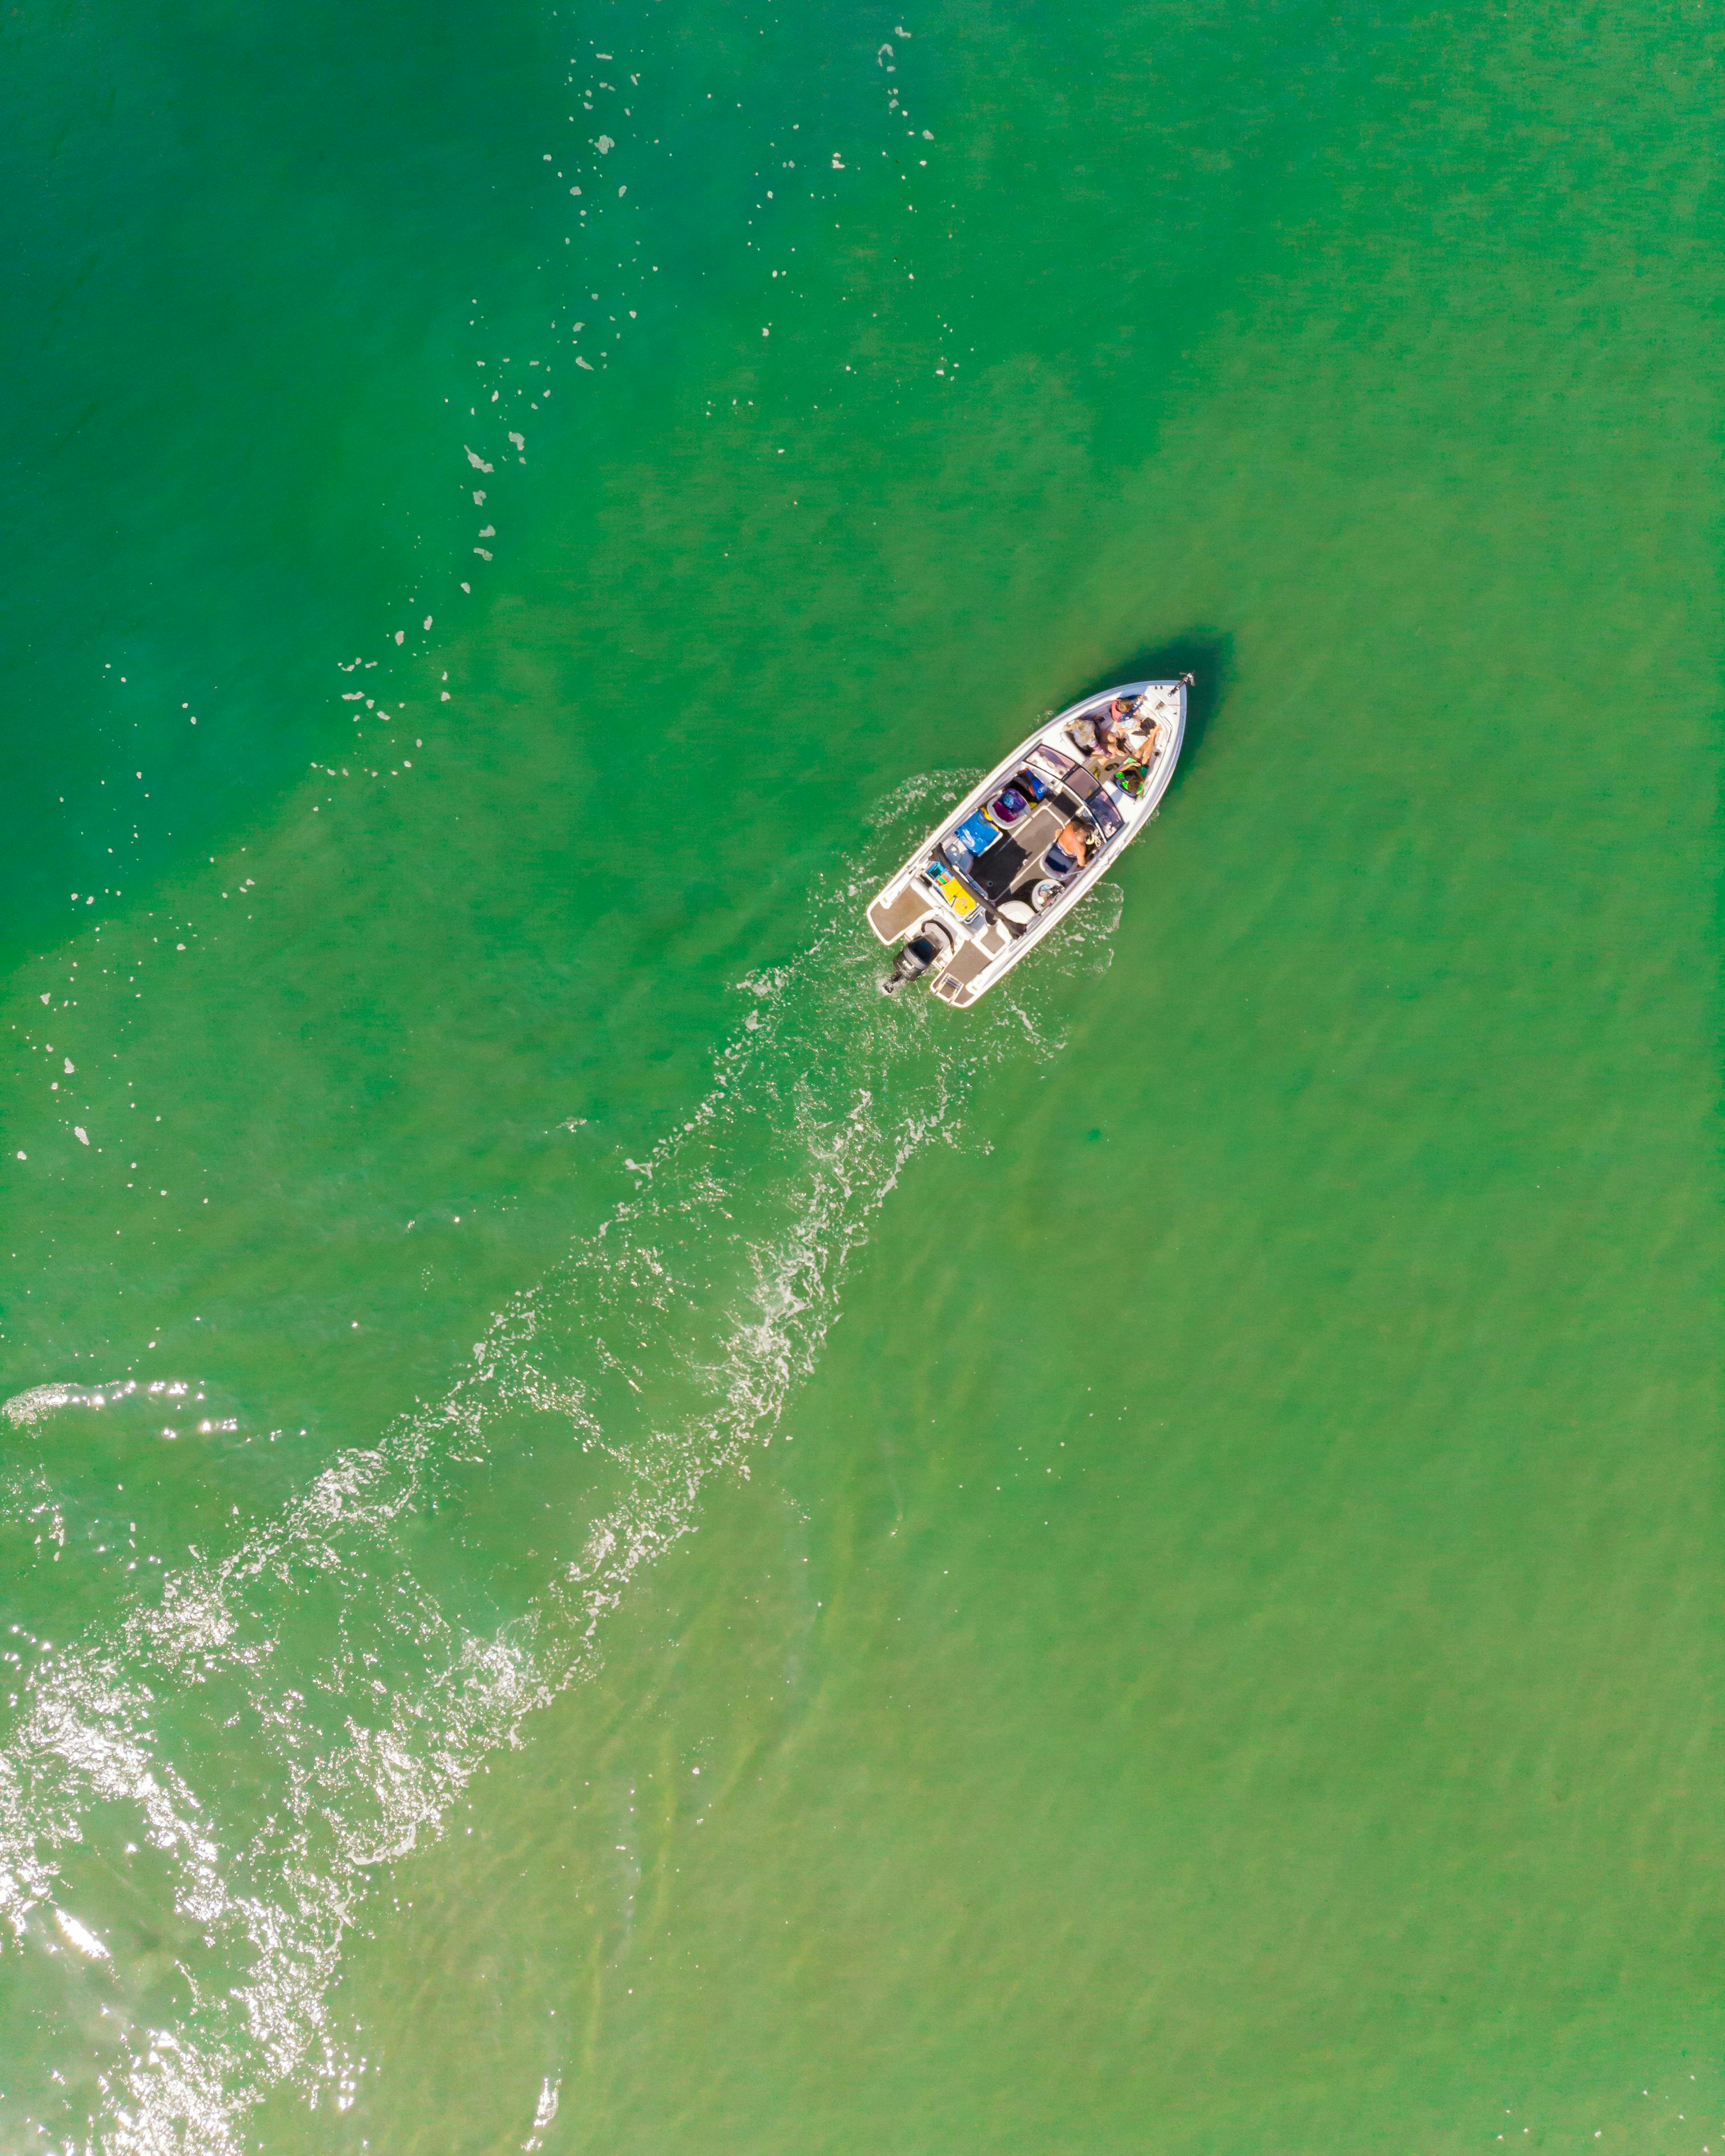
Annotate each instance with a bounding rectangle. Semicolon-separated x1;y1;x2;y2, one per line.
925;858;979;919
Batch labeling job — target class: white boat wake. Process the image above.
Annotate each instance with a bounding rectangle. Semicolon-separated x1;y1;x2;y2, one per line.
0;782;1117;2153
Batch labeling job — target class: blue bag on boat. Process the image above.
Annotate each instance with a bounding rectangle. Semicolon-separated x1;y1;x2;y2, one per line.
951;811;1002;856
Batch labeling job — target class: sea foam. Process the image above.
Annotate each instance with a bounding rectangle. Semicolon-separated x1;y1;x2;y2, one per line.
0;784;1111;2151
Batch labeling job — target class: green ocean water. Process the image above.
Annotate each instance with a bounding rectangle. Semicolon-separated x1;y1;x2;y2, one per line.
3;0;1723;2145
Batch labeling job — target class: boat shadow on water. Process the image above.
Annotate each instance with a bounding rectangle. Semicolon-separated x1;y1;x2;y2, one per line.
1075;628;1235;798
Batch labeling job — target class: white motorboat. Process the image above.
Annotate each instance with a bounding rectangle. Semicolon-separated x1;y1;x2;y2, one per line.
867;676;1190;1006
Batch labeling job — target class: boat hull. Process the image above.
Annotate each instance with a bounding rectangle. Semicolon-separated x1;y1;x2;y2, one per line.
866;678;1187;1006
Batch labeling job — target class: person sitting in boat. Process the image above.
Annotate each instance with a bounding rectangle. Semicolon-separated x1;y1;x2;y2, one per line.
1097;699;1162;780
1076;699;1167;783
1088;728;1152;784
1043;817;1093;880
1073;699;1148;773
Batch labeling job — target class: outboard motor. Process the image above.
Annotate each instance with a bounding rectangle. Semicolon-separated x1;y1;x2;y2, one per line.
881;920;953;996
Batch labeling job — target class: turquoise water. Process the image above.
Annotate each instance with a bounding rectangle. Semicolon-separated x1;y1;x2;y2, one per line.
3;0;1723;2147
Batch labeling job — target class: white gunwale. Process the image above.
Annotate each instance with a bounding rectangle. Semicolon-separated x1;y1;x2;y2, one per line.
866;677;1188;1007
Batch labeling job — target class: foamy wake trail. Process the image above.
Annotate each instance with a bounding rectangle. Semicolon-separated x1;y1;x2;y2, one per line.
0;787;1113;2151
